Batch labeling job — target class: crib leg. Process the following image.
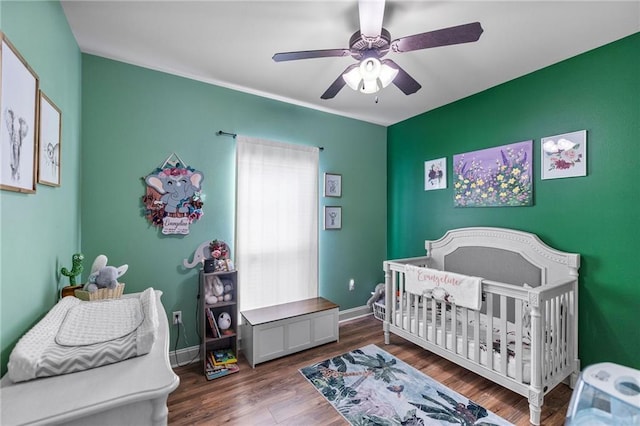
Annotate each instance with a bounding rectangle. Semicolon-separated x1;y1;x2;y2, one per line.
528;403;541;425
383;321;390;345
528;391;543;426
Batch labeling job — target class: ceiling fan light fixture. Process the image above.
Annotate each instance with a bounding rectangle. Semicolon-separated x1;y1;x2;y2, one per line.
343;58;398;94
359;78;381;94
378;62;399;88
343;66;363;91
360;57;382;80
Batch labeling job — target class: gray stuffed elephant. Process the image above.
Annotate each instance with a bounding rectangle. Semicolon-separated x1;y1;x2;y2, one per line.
82;254;128;293
145;168;204;213
366;283;385;307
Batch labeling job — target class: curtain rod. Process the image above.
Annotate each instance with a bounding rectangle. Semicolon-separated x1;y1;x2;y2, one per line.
216;130;324;151
216;130;237;138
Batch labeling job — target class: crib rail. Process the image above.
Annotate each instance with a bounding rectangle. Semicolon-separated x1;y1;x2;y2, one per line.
382;259;577;399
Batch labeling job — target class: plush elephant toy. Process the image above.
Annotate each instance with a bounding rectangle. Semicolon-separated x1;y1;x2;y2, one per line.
366;283;385;308
145;168;204;214
83;254;128;293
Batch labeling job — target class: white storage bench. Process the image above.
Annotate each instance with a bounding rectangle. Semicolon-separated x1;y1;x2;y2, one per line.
241;297;339;368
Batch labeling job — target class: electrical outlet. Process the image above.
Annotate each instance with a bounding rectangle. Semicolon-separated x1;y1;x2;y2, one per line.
173;311;182;325
349;279;355;291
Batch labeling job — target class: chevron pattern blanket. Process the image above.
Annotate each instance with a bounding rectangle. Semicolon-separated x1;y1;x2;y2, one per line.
7;288;158;383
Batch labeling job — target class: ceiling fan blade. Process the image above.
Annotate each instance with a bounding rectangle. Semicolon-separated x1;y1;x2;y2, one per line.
391;22;484;53
359;0;385;39
272;48;351;62
321;64;358;99
383;59;421;95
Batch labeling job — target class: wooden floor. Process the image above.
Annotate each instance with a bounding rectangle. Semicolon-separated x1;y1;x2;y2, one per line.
167;315;572;425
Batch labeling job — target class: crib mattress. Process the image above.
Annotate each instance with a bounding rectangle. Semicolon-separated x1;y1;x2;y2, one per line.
8;287;158;383
395;309;531;383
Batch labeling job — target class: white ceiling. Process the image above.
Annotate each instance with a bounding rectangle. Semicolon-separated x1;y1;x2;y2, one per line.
61;1;639;126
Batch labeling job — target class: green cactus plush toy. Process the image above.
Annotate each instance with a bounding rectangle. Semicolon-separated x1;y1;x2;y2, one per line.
61;253;84;285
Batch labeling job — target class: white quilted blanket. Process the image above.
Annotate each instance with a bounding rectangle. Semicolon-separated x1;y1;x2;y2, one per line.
8;288;158;383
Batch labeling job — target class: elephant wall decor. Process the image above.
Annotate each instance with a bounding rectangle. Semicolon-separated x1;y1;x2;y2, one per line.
142;163;205;235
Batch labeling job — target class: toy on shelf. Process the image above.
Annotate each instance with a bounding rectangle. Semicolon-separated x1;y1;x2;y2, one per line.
203;275;234;304
208;240;233;272
217;312;232;335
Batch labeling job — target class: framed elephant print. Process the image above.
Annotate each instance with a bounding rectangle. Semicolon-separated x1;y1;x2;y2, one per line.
37;91;61;186
142;161;205;235
1;33;39;193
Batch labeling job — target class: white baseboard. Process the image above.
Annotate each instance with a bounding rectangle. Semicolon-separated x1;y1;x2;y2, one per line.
170;305;373;368
169;345;201;368
339;304;373;322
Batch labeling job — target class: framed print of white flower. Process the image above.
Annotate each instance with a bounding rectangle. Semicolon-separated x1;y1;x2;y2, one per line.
541;130;586;180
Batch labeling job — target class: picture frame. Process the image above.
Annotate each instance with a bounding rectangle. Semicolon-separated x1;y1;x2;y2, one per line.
424;157;447;190
1;33;39;193
37;91;61;186
323;172;342;197
541;130;587;180
323;206;342;230
453;140;533;207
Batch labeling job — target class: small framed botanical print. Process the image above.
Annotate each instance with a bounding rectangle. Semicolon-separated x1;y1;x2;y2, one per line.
425;157;447;190
324;206;342;230
323;173;341;197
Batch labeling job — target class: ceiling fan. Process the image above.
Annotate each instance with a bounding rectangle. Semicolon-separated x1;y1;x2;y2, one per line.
272;0;483;99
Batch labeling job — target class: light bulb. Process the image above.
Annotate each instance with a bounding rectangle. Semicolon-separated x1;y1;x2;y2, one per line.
359;58;381;80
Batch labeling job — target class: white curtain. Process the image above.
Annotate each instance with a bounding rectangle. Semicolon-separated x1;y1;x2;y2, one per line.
236;136;319;312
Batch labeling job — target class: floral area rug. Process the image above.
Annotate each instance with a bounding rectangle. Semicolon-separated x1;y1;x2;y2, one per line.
300;344;513;426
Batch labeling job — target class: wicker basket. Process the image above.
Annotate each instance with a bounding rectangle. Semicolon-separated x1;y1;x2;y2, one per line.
373;301;385;321
74;283;125;301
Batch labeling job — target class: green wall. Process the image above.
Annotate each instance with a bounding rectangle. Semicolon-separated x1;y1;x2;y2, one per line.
387;33;640;369
0;1;82;376
80;55;387;353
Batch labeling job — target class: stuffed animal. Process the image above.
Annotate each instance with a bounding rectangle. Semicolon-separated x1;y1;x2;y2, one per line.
204;275;224;304
366;283;385;308
60;253;84;285
204;276;234;304
82;254;128;293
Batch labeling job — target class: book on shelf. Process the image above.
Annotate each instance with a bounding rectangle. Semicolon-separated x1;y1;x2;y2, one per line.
211;348;237;366
206;308;220;338
205;362;239;380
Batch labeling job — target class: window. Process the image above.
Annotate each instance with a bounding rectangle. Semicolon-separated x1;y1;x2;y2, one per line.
236;136;319;312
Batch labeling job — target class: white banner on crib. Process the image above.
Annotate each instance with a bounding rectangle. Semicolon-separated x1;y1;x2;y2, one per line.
404;265;483;311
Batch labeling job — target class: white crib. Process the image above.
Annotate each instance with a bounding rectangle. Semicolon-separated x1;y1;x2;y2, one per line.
382;227;580;425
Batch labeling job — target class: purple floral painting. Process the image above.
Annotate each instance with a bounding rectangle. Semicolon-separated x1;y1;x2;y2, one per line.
541;130;586;180
453;140;533;207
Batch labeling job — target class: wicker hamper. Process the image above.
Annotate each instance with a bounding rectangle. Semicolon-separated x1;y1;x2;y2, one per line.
373;301;385;321
74;283;125;301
